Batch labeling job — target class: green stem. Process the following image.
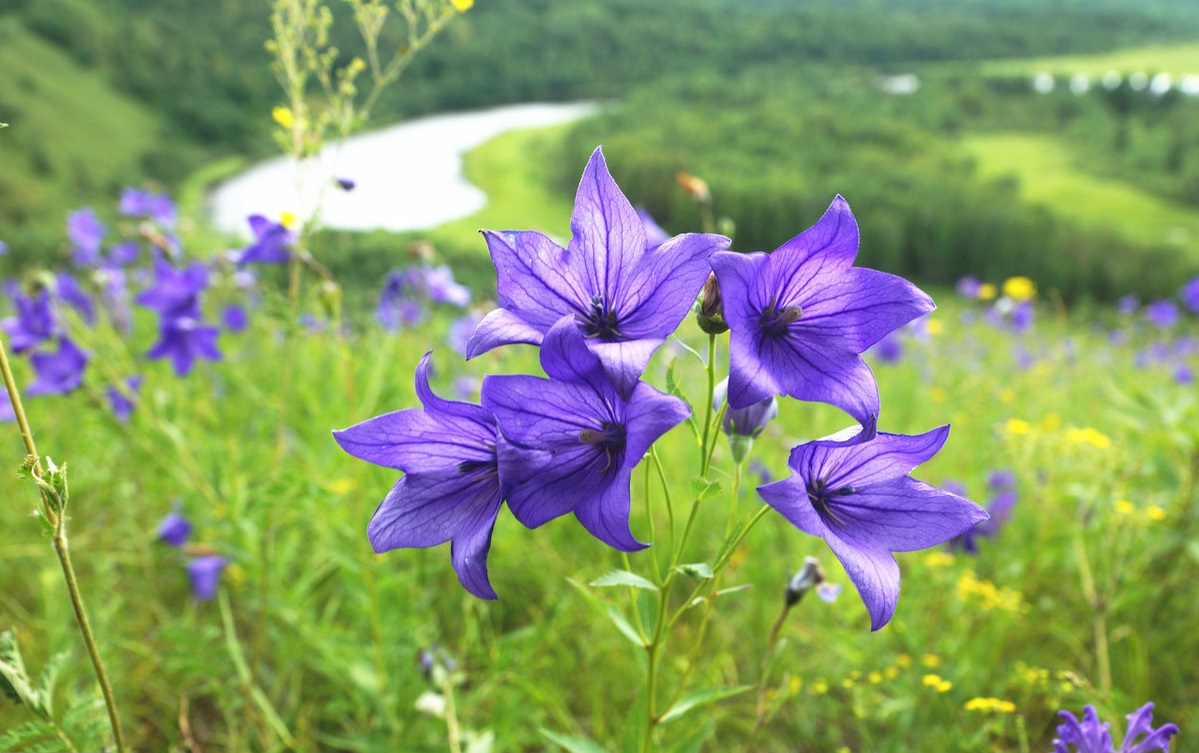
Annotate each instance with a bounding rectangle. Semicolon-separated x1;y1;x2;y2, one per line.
0;336;127;753
744;604;791;752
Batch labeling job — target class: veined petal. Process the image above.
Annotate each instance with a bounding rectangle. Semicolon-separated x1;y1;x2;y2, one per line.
449;494;503;600
568;147;647;301
482;228;589;327
334;405;494;472
711;251;770;331
499;437;611;529
412;351;495;423
759;335;880;424
541;318;615;395
588;338;662;398
573;467;647;552
757;474;828;538
798;267;935;352
767;196;859;303
617;232;730;339
726;327;784;408
801;426;950;489
623;381;690;462
824;477;988;553
482;374;615;447
367;470;499;551
466;308;545;358
823;530;899;631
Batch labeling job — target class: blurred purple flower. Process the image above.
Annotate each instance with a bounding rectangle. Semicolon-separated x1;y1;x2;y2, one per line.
1175;365;1194;385
988;468;1016;492
758;422;987;630
67;207;105;267
1010;301;1034;333
468;147;729;396
1180;277;1199;313
106;375;143;422
453;375;479;400
2;290;58;353
0;240;7;255
27;337;88;396
120;188;177;228
108;241;141;267
711;196;933;425
334;352;507;599
238;215;293;265
187;555;229;601
956;276;981;299
636;206;671;249
448;311;483;354
714;378;777;438
135;257;209;320
871;331;905;364
1145;300;1180;330
482;320;690;552
157;506;192;547
816;582;841;603
54;273;95;325
1053;702;1177;753
377;271;424;330
222;304;248;333
748;458;773;485
146;317;222;376
1116;295;1139;315
335;177;356;191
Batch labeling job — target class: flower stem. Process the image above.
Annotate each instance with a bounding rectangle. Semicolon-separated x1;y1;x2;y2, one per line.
0;336;128;753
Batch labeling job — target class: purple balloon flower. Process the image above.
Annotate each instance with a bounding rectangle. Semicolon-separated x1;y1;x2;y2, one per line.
416;264;471;308
482;320;690;552
106;375;143;423
870;331;905;364
1053;703;1178;753
713;377;777;438
1181;277;1199;313
636;205;671;249
157;506;192;547
27;337;88;396
238;215;293;265
119;188;177;228
187;555;229;601
135;257;209;320
147;317;222;376
2;290;58;353
711;196;933;424
54;273;95;325
467;147;729;395
1145;300;1180;330
333;352;506;599
955;276;981;299
67;207;106;267
222;304;249;333
1116;295;1140;315
757;422;987;630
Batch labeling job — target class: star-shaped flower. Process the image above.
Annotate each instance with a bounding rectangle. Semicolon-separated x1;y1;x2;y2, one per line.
467;147;729;395
2;290;58;353
481;319;689;552
238;215;293;265
135;256;210;320
758;422;987;630
333;353;506;599
67;207;106;267
711;196;933;424
27;336;89;396
1054;703;1178;753
146;317;222;376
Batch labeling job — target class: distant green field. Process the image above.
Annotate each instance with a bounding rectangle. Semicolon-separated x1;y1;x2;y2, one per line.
982;43;1199;76
961;132;1199;258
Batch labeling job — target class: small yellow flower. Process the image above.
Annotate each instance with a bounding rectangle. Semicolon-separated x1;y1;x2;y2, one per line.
1114;499;1136;516
280;211;297;229
1004;418;1031;436
868;671;883;685
1002;276;1037;302
937;680;953;692
449;0;473;10
977;283;997;301
1147;505;1166;522
811;679;829;695
788;676;803;695
328;477;357;495
841;678;855;689
896;654;913;668
1066;426;1112;449
924;551;956;568
924;318;944;336
922;673;943;686
921;654;942;668
930;387;948;404
272;106;295;129
884;666;899;679
998;388;1015;404
965;697;1017;713
1040;413;1062;432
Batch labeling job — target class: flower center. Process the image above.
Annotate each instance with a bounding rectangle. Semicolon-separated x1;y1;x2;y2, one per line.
806;477;856;526
577;294;622;341
759;297;803;338
578;422;627;473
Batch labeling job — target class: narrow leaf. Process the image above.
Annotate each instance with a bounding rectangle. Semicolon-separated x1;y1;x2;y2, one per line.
676;562;713;580
658;685;754;725
591;570;659;592
540;729;609;753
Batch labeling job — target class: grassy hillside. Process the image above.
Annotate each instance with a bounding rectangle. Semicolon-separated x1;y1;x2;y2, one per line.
0;19;197;259
983;43;1199;75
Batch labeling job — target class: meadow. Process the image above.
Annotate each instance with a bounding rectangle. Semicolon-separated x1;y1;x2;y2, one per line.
4;1;1199;751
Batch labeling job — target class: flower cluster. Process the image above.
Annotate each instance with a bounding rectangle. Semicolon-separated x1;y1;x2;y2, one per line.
1053;703;1178;753
136;257;222;376
156;506;229;601
336;147;985;629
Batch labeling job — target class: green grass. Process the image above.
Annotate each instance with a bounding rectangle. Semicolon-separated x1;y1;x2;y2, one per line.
960;132;1199;259
0;19;199;258
981;42;1199;76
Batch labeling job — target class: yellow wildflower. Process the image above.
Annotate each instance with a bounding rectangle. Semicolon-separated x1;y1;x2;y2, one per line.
449;0;473;10
327;477;357;495
280;211;297;229
868;671;883;685
922;674;943;687
1002;276;1037;301
925;318;944;336
921;654;943;668
937;680;953;692
1004;418;1031;436
977;283;998;301
1065;427;1112;449
924;551;956;568
896;654;913;668
1040;413;1062;432
1114;499;1136;516
788;676;803;695
811;679;829;695
998;388;1015;404
272;106;295;129
884;666;899;680
965;697;1017;713
931;387;948;403
1147;505;1166;521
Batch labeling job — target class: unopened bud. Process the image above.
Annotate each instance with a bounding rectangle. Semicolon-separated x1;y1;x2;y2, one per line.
317;279;343;319
784;556;826;607
676;171;711;205
695;273;727;334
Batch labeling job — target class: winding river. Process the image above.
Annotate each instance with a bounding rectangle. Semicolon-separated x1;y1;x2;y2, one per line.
208;102;599;238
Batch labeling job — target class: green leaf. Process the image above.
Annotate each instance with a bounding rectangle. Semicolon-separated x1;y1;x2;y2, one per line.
0;721;59;752
715;583;753;598
620;683;648;753
567;579;646;647
658;685;754;725
689;477;721;501
591;570;659;592
675;562;713;580
668;719;715;753
665;360;700;440
0;631;40;713
540;729;611;753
